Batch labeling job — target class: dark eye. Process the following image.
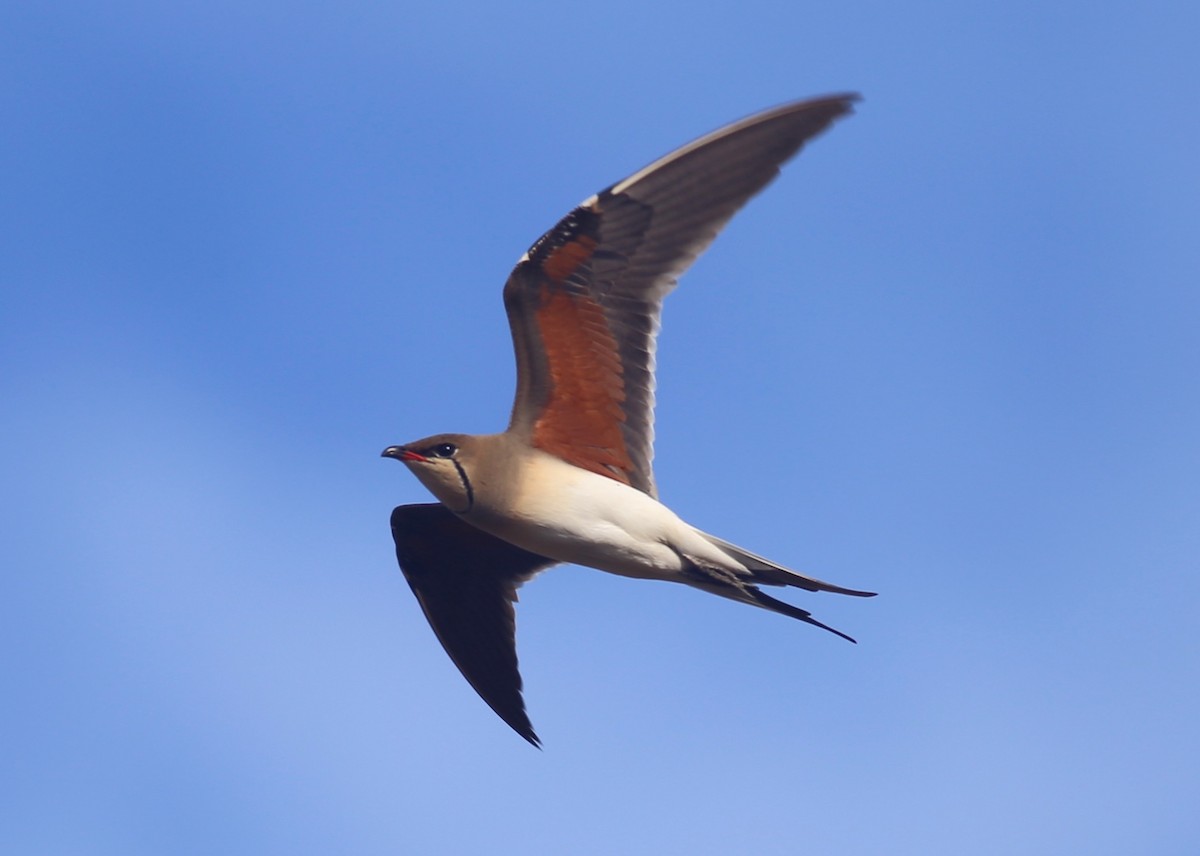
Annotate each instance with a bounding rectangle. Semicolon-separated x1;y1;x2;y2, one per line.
428;442;457;458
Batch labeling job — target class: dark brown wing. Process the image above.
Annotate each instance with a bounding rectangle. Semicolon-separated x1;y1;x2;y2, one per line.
503;95;859;496
389;503;557;747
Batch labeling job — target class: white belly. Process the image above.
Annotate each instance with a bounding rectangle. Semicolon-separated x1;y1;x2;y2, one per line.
481;452;732;580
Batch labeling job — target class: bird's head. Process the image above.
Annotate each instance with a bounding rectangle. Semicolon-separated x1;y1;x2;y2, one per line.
382;433;478;514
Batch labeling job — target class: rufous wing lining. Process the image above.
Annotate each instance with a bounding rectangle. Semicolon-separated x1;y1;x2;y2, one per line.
509;204;640;486
503;95;860;494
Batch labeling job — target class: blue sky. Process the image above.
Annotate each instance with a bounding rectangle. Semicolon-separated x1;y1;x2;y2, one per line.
3;1;1198;853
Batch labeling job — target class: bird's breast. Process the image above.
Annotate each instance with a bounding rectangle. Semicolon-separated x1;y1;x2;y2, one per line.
470;451;703;579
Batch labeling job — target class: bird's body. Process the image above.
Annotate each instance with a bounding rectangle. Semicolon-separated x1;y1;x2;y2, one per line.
421;438;732;581
407;432;865;593
383;95;873;745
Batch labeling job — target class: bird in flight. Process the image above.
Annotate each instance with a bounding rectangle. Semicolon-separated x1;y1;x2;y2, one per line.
383;94;873;746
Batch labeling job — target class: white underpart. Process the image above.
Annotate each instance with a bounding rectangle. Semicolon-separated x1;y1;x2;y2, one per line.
495;450;738;581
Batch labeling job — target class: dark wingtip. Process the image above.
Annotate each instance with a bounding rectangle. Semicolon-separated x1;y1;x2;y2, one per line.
493;703;542;749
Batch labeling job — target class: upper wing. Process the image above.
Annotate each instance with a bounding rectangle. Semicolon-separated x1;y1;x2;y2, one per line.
503;94;858;496
389;503;557;747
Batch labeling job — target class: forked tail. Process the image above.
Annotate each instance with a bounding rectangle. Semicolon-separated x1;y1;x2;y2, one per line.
701;532;877;597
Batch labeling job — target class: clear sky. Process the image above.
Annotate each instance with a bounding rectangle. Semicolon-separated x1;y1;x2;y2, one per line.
3;2;1198;853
